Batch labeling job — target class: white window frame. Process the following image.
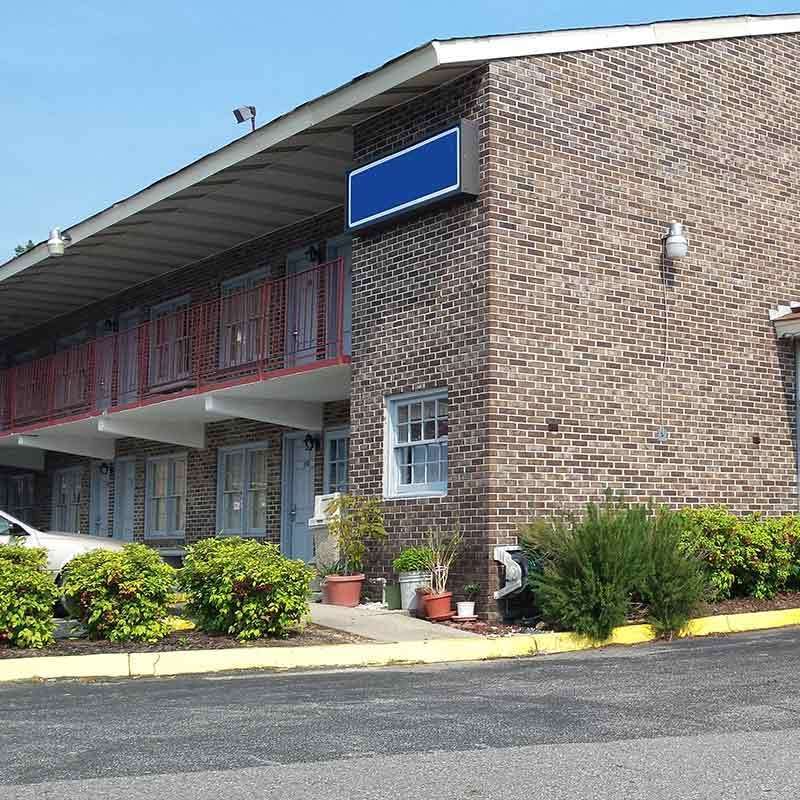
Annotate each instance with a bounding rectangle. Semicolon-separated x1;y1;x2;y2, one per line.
384;389;448;499
0;474;35;524
215;441;271;536
51;466;83;533
323;426;350;494
145;453;187;539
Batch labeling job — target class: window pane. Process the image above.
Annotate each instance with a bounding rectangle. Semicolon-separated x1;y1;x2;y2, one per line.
397;423;409;443
249;449;268;487
409;402;422;421
437;398;448;418
397;404;408;424
248;490;267;530
225;452;244;491
427;460;440;483
410;422;422;441
424;420;436;440
423;400;436;420
437;417;449;437
222;495;240;531
174;458;186;494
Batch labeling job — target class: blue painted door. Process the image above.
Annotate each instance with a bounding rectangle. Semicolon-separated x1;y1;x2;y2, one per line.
283;435;315;562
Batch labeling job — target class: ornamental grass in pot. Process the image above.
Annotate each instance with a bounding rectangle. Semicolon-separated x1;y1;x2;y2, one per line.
420;527;462;620
322;494;386;607
392;545;433;613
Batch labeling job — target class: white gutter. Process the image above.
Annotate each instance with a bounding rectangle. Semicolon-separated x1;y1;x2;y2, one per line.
433;14;800;64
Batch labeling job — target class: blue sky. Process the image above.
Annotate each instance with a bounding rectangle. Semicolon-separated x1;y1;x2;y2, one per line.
2;1;796;260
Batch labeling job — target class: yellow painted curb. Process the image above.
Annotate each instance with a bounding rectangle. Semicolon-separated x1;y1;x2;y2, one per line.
3;607;800;683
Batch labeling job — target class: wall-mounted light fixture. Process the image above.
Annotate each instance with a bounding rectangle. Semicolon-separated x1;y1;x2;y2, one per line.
99;462;114;477
662;221;689;260
305;243;324;264
303;433;320;452
46;228;72;257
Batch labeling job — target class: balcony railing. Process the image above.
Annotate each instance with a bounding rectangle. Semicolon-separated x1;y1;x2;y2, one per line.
0;257;349;433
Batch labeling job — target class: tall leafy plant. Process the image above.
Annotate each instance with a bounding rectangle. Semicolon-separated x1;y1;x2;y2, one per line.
421;527;462;596
326;494;386;575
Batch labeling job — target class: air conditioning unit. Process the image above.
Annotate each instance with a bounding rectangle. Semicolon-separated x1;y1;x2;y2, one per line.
307;492;341;530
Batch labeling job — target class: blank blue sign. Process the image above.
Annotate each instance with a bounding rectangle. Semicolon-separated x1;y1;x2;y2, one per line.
348;126;462;231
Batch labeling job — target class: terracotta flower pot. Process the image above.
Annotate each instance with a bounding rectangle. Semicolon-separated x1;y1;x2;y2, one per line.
323;574;365;607
425;591;454;620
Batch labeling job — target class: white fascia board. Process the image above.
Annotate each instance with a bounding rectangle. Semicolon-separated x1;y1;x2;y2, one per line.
15;434;115;461
96;417;206;449
0;447;45;471
433;14;800;64
204;395;322;431
0;43;440;285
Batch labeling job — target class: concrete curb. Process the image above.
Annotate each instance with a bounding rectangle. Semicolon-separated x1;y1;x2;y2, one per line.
3;607;800;683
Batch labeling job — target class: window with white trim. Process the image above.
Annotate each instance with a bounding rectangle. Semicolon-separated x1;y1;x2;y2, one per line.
216;442;270;535
51;467;82;532
146;453;187;538
385;391;448;498
0;474;35;524
324;428;349;494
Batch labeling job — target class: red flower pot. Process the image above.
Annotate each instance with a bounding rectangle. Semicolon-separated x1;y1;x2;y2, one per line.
425;591;454;620
323;574;365;607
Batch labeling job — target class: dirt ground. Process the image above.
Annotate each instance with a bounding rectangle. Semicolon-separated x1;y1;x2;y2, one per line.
0;624;366;659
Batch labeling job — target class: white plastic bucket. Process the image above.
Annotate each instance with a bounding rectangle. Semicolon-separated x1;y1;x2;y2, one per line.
456;601;475;618
398;571;431;612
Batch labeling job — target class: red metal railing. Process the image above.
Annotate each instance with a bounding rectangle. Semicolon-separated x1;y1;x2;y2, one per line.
0;258;349;433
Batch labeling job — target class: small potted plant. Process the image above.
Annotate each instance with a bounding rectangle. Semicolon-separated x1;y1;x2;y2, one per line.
323;494;386;607
457;583;480;619
392;545;433;613
420;527;462;620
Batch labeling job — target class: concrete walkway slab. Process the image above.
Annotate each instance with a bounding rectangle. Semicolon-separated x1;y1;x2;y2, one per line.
309;603;479;642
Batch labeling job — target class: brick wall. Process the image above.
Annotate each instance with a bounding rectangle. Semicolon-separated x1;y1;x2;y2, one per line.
484;35;800;574
349;68;494;611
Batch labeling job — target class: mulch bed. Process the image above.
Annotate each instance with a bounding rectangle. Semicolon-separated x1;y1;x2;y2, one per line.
698;591;800;616
0;624;366;660
438;591;800;637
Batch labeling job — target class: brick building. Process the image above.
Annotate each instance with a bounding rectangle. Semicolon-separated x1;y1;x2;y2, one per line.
3;14;800;613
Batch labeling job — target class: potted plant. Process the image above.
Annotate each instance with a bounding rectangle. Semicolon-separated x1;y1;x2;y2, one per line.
457;583;480;618
421;527;462;620
322;494;386;607
392;545;433;613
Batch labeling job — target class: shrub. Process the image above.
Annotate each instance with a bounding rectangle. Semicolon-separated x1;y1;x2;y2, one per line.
179;537;314;640
522;498;649;642
638;509;706;638
392;546;434;573
61;544;176;643
679;506;800;600
0;545;58;648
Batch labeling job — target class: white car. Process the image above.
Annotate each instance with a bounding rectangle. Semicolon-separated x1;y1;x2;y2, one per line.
0;509;125;579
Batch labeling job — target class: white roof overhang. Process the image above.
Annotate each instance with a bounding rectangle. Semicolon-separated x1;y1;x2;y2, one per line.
3;13;799;341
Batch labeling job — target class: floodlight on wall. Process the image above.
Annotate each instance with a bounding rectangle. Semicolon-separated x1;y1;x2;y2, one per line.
662;221;689;259
46;228;72;257
232;105;257;132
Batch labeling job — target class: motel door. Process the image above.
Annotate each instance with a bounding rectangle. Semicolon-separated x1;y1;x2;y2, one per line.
89;462;111;536
285;248;319;366
282;432;315;562
118;309;141;405
94;320;115;411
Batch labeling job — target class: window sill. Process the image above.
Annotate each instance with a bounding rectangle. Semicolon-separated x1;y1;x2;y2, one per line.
384;490;448;501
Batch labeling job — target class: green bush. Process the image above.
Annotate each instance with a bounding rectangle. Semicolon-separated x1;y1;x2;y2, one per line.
61;544;176;643
679;506;800;600
392;546;434;573
522;498;649;642
523;497;707;641
0;545;58;648
179;537;314;640
638;509;706;638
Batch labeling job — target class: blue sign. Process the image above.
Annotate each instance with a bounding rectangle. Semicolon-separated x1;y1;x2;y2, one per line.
347;120;479;232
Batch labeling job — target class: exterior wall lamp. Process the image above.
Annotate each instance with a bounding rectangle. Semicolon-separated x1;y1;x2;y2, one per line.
662;221;689;259
303;433;321;452
46;228;72;257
